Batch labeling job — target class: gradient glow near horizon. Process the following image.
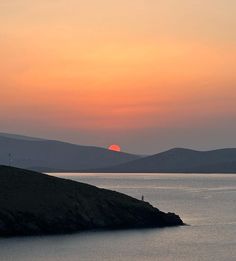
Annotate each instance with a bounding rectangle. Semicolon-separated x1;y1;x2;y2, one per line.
1;0;236;154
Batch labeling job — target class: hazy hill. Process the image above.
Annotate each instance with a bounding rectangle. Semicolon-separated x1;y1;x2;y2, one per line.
2;133;235;173
96;148;236;173
0;134;140;171
0;166;183;236
0;132;44;141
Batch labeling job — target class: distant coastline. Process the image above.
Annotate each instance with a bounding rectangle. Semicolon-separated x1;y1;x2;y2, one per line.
1;133;236;174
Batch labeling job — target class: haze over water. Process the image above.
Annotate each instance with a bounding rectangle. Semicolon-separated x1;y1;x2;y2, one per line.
0;173;235;261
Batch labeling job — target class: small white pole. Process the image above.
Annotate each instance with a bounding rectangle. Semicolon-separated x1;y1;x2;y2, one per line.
8;153;12;166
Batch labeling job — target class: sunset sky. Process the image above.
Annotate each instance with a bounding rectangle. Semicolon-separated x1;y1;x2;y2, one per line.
1;0;236;154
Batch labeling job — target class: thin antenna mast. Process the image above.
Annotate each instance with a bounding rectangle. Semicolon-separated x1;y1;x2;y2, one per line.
8;153;12;167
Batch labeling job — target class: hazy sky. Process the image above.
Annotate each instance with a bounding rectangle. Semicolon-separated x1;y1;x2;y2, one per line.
1;0;236;154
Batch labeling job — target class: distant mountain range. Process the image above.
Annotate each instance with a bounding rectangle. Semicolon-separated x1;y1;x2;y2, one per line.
0;133;140;172
97;148;236;173
1;133;236;173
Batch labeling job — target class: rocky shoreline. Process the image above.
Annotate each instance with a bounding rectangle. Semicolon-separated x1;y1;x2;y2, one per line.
0;166;184;236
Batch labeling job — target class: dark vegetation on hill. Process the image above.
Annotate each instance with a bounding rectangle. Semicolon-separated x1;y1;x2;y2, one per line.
0;166;184;236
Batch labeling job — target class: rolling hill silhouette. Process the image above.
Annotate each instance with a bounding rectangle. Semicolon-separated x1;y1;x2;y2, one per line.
95;148;236;173
1;133;236;173
0;133;140;172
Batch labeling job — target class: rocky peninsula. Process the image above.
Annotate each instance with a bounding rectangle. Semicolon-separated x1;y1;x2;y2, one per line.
0;166;184;236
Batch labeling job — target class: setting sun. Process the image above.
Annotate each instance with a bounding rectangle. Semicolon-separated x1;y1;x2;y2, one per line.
108;144;121;152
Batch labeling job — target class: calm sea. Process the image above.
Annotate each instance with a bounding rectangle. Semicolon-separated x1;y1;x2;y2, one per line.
0;173;235;261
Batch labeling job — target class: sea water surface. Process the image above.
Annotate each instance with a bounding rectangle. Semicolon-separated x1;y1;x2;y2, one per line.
0;173;236;261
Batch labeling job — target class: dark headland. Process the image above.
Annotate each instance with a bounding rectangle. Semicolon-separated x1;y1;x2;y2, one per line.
0;166;183;236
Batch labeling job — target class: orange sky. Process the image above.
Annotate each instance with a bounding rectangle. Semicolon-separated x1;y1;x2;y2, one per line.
0;0;236;153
